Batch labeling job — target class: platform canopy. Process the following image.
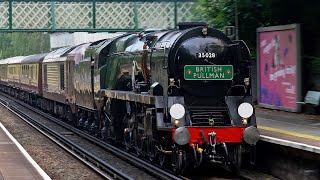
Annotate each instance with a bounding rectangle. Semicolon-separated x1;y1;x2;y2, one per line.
0;0;197;32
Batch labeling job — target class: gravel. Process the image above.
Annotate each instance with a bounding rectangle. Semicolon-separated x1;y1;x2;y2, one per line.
0;104;104;180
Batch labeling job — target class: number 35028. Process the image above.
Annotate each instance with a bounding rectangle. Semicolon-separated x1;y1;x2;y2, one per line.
197;52;216;58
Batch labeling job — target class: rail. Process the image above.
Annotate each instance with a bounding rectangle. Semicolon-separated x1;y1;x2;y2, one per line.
0;97;133;180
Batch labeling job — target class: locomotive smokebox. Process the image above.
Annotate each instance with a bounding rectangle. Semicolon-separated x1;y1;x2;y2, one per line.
168;26;233;104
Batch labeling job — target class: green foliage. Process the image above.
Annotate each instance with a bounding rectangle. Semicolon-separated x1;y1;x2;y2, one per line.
193;0;234;30
194;0;320;90
0;32;50;59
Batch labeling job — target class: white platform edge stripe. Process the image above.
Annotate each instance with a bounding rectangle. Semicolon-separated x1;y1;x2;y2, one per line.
260;135;320;154
0;122;51;180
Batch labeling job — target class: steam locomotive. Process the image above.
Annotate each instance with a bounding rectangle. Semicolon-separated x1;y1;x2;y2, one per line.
0;22;260;174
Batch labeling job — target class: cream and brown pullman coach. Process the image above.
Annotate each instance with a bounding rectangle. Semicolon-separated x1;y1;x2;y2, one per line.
41;46;76;114
19;53;49;103
20;53;48;95
42;47;75;104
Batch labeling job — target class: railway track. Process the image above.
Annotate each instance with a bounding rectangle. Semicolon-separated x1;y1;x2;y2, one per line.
0;92;183;180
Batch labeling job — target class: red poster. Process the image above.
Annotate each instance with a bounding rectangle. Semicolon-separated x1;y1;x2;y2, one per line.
258;28;298;111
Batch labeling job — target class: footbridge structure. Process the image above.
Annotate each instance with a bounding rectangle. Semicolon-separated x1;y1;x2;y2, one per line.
0;0;197;32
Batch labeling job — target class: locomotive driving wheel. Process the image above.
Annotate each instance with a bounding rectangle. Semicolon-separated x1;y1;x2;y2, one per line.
123;127;132;152
100;99;112;141
134;127;144;156
123;114;136;152
132;104;146;157
147;137;157;163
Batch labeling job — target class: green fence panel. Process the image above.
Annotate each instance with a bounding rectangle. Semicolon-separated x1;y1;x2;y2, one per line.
0;0;196;32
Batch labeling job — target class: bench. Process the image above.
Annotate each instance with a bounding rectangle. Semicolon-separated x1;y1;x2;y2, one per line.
297;91;320;114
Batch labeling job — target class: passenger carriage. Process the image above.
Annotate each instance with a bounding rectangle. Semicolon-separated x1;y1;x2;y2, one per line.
41;47;75;115
19;53;48;103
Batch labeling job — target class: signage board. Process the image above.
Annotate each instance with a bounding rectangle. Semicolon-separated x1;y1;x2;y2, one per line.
257;24;301;112
184;65;233;80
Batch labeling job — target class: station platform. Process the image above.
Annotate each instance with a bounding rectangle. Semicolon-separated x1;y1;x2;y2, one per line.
0;122;50;180
256;106;320;153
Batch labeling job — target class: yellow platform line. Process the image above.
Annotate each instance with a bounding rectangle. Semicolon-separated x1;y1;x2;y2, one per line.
258;126;320;141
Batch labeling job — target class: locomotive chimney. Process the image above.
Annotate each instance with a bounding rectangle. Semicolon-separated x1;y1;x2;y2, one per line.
177;22;208;30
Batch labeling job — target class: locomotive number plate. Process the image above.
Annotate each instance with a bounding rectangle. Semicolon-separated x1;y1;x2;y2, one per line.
184;65;233;80
196;52;216;58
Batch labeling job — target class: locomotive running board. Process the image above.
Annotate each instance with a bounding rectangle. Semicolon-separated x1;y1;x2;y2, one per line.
98;89;164;108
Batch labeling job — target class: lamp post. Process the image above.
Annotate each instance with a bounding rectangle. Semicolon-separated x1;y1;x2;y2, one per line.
235;0;239;40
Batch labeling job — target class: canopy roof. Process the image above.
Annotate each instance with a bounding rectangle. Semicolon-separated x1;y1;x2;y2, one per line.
43;46;75;63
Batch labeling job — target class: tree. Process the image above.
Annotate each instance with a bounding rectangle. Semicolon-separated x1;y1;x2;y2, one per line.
0;32;50;59
193;0;234;30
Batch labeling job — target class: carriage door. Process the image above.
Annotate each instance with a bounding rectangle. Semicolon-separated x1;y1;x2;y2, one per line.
60;63;65;91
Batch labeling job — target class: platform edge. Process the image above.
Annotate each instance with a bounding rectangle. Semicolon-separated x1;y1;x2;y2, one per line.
260;135;320;154
0;122;51;180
